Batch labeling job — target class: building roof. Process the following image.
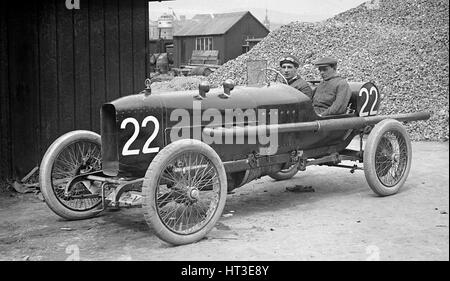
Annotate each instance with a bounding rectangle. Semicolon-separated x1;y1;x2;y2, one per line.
192;14;213;21
174;11;264;37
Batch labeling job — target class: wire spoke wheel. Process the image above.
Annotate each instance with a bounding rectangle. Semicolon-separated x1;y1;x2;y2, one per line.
374;132;408;187
143;139;227;245
51;140;102;211
156;152;221;234
364;120;412;196
39;130;104;220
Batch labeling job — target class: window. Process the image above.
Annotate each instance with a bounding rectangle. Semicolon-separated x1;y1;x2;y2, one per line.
195;37;213;50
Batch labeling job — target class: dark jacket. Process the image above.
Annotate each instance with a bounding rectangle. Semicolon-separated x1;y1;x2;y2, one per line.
288;76;313;98
312;75;352;116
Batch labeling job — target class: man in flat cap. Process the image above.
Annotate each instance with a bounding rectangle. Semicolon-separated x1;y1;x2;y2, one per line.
311;57;352;116
279;55;313;98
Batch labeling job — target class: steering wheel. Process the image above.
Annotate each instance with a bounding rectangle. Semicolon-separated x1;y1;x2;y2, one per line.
257;67;288;85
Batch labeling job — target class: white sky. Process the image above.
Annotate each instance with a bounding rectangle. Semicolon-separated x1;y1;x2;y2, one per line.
149;0;369;23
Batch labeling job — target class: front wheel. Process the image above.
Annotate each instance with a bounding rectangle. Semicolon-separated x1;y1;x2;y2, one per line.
39;130;104;220
142;139;228;245
364;119;412;196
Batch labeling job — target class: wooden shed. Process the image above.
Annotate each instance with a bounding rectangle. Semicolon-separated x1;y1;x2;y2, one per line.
173;11;269;67
0;0;168;180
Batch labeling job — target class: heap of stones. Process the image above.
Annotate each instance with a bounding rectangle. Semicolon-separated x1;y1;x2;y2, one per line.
206;0;449;141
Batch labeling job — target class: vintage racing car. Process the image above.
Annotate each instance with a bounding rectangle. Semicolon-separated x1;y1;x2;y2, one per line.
39;64;430;245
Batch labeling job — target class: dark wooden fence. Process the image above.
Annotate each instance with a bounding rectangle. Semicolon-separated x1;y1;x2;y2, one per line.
0;0;158;179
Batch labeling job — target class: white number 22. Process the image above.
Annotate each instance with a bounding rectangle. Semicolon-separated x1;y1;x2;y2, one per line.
120;116;160;156
359;86;379;117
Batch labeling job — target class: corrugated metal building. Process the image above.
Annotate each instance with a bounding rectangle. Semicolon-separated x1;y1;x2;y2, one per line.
173;11;269;67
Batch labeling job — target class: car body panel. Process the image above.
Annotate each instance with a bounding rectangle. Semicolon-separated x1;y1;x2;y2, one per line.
101;81;381;178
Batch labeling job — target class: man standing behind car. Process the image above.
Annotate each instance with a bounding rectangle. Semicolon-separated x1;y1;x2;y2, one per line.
279;55;313;98
311;57;352;116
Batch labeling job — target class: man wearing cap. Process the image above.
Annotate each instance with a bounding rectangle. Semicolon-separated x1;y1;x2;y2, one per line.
311;57;352;116
279;55;313;98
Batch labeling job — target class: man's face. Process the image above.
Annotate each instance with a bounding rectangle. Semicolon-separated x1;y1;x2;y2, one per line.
281;63;297;80
318;65;336;80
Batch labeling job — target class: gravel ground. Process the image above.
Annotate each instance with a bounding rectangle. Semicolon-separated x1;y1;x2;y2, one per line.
0;141;447;261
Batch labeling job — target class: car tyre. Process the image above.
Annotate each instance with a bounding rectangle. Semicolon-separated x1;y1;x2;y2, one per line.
142;139;227;245
39;130;103;220
364;119;412;196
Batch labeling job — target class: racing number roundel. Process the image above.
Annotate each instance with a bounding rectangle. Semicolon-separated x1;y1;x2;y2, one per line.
357;83;380;117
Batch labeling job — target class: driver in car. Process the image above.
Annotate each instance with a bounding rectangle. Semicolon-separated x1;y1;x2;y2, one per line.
311;57;352;116
279;55;313;98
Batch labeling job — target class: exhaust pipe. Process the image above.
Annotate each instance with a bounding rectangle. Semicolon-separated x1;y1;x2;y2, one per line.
203;112;430;137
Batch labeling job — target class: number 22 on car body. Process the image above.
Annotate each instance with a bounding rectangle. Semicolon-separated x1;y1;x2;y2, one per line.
120;116;160;156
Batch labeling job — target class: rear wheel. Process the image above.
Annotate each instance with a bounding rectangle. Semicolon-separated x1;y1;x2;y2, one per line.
39;130;103;220
142;139;227;245
364;119;412;196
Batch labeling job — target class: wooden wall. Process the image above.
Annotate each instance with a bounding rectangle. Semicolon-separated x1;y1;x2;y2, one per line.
173;35;223;67
224;13;270;62
173;12;269;68
0;0;154;179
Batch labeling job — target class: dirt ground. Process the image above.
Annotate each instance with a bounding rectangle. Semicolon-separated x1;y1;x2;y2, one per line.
0;141;448;261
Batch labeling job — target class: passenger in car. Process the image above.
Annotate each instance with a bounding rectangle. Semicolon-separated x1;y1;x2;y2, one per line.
311;57;352;116
279;55;313;98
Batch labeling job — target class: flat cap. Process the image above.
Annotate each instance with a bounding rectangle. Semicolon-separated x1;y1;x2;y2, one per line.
314;57;338;66
280;54;300;68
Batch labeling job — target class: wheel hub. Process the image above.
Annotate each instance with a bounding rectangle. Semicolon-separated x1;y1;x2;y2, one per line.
391;153;399;163
187;187;199;201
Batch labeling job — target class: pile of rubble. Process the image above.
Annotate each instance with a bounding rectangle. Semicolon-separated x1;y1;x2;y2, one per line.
152;76;206;92
207;0;449;141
